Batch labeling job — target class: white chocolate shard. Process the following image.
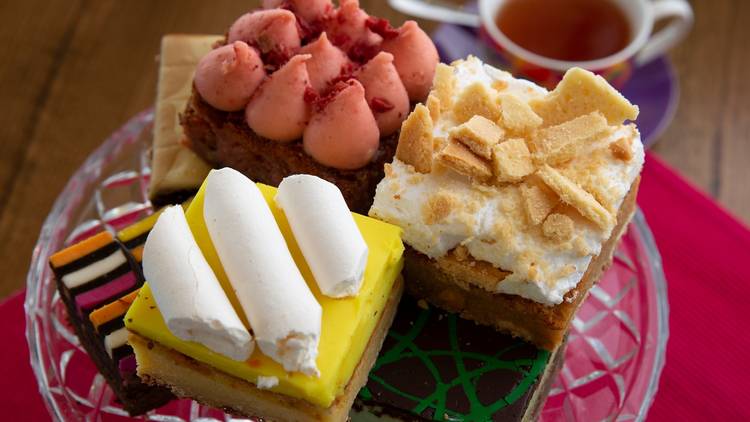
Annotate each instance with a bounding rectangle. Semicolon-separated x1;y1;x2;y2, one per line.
142;205;253;361
204;168;322;376
276;175;369;298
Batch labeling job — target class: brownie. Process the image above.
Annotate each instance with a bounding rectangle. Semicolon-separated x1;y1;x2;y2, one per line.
352;295;565;421
181;89;399;214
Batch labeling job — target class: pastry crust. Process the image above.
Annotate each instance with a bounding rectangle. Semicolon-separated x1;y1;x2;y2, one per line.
129;277;404;422
402;178;639;351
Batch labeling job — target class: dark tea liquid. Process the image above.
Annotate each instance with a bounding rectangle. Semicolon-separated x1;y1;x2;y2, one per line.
496;0;631;62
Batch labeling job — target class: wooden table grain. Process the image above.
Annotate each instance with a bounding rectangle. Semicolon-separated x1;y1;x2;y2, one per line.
0;0;747;298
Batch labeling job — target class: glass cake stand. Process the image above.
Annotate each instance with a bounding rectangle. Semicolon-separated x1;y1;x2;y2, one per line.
25;111;669;422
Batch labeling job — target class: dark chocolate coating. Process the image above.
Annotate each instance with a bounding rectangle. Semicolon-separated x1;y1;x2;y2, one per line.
354;295;554;421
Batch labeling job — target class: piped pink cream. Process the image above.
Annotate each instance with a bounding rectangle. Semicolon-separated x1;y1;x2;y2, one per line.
228;9;301;57
381;20;439;101
356;52;409;137
194;41;266;112
304;80;380;169
246;54;312;142
326;0;382;57
299;32;352;93
263;0;333;23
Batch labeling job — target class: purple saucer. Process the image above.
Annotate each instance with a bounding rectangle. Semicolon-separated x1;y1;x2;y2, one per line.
431;24;678;147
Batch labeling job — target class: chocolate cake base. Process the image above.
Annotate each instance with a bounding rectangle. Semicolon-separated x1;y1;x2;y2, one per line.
399;178;639;351
181;90;399;214
352;295;565;421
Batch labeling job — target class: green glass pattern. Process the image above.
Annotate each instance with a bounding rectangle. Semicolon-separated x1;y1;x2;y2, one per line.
358;303;550;421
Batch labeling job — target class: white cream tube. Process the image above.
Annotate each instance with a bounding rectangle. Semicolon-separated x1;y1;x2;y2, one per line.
203;168;322;376
276;174;369;298
142;205;253;361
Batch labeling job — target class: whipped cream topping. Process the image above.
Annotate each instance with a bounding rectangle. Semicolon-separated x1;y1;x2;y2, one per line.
370;57;644;305
276;174;369;298
204;168;322;376
143;205;254;361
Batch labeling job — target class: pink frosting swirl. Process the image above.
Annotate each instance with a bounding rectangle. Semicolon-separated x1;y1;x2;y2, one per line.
299;32;352;93
304;80;380;169
228;9;301;58
381;20;439;101
194;42;266;112
263;0;333;23
245;54;312;142
355;52;409;137
325;0;382;59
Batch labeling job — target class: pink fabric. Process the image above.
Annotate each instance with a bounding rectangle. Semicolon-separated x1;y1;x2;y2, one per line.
638;153;750;420
2;152;749;419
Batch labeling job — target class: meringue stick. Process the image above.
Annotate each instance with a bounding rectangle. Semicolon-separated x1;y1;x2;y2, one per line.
204;168;322;376
142;206;253;361
276;174;369;298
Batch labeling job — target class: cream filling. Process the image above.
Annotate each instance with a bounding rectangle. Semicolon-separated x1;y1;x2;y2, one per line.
104;327;129;357
62;250;127;289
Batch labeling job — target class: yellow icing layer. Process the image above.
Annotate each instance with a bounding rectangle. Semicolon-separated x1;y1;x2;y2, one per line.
116;211;161;243
126;182;404;408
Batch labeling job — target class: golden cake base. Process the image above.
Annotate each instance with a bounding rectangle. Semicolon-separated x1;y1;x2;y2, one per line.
128;277;403;422
403;178;640;351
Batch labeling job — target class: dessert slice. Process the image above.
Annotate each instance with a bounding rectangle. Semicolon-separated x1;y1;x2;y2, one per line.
370;57;643;351
149;34;218;206
48;212;173;415
126;169;405;421
352;296;565;421
178;0;439;213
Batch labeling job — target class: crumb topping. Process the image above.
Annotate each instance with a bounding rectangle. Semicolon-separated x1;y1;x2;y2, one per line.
395;104;433;173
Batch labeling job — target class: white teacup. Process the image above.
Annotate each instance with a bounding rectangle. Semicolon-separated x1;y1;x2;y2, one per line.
388;0;693;87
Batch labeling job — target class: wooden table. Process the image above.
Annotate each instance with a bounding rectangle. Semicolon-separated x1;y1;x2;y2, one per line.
0;0;747;298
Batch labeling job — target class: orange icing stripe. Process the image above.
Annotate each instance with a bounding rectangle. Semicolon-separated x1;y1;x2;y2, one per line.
130;245;144;262
49;232;114;268
89;289;141;330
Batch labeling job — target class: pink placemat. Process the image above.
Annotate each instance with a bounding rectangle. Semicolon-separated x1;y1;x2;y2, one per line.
3;152;749;420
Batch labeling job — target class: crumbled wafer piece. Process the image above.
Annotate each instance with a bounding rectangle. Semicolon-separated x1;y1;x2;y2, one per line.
437;139;493;180
609;137;633;161
532;112;609;165
530;67;639;126
422;190;457;224
426;94;441;123
396;104;433;173
492;138;534;182
537;165;613;230
450;115;504;159
433;136;447;152
498;94;543;134
453;82;501;124
542;213;574;242
433;63;456;112
520;180;559;225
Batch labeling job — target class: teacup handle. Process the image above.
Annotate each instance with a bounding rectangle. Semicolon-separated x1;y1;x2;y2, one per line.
387;0;481;27
636;0;694;65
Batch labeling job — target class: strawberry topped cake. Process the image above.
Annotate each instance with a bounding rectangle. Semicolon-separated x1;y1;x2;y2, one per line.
176;0;439;212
